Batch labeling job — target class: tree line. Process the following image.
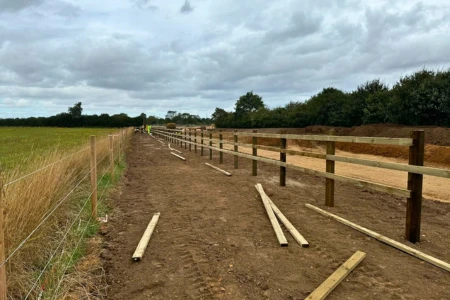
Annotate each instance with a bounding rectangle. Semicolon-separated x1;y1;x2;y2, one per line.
0;102;211;127
212;69;450;128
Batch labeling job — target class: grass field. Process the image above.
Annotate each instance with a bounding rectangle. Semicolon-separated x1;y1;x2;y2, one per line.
0;127;115;171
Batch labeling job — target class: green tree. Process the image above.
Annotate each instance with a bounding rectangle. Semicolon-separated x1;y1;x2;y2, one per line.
68;102;83;119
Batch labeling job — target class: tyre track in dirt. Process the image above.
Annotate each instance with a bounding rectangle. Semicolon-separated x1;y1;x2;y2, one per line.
103;133;450;300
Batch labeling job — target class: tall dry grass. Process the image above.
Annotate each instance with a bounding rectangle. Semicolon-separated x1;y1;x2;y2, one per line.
1;128;133;299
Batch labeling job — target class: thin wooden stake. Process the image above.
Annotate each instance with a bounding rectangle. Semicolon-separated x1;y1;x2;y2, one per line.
234;130;238;169
406;130;425;243
219;131;223;164
306;203;450;273
0;171;6;300
252;130;257;176
325;130;335;207
132;213;160;261
205;163;232;176
109;135;114;176
306;251;366;300
90;136;98;219
254;184;288;247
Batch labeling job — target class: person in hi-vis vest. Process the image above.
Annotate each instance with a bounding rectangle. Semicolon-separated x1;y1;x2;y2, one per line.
147;125;152;134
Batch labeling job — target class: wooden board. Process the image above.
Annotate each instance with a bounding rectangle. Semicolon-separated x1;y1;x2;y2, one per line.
254;184;288;247
171;152;186;161
205;163;232;176
256;184;309;247
234;132;413;146
327;155;450;178
305;204;450;273
168;144;182;154
132;213;160;261
305;251;366;300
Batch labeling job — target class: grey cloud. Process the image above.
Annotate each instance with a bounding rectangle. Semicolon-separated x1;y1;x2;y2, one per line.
132;0;158;10
0;0;44;12
263;11;323;43
1;0;449;118
180;0;193;14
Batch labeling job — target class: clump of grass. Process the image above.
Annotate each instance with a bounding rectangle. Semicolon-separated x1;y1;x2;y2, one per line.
1;128;132;299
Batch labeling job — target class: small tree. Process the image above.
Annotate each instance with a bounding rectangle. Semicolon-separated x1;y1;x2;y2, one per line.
68;102;83;119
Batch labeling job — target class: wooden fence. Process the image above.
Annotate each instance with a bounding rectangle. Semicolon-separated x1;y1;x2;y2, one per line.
152;127;450;244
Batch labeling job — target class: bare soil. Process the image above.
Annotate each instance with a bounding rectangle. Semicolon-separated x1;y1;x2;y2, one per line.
103;133;450;300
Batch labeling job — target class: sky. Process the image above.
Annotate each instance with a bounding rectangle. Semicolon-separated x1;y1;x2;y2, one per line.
0;0;449;119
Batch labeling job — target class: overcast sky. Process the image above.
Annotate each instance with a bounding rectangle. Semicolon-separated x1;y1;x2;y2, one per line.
0;0;449;119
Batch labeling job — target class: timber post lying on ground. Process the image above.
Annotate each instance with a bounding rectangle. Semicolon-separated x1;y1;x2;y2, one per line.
280;132;286;186
90;136;98;219
325;130;335;207
234;130;238;169
252;129;257;176
151;127;440;244
219;131;223;164
406;130;425;243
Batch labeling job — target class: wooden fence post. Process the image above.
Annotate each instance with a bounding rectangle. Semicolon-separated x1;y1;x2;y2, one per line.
90;136;98;219
194;131;197;153
201;131;204;156
325;130;336;207
189;129;192;152
406;130;425;243
234;130;238;169
252;130;257;176
0;171;6;300
180;130;183;148
185;130;187;150
280;132;287;186
109;135;114;176
219;130;223;164
209;133;212;160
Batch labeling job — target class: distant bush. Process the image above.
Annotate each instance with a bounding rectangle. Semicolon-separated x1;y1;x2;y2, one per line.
166;123;176;129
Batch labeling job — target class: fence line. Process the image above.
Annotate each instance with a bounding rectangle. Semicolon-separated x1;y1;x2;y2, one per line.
0;128;130;300
153;127;448;243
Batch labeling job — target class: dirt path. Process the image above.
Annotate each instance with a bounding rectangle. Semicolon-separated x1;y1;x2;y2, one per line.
103;133;450;299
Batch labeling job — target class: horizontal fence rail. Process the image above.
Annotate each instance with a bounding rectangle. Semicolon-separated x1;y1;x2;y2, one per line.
152;126;449;244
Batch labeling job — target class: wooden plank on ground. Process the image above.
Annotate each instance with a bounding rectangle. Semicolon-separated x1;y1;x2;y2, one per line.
305;204;450;273
132;212;160;261
171;152;186;161
205;163;232;176
168;144;182;154
254;183;288;247
257;184;309;247
305;251;366;300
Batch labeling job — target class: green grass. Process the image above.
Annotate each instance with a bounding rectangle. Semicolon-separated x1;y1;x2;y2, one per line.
0;127;115;170
41;159;127;299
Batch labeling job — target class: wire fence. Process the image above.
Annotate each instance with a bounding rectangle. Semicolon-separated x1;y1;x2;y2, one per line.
0;129;130;300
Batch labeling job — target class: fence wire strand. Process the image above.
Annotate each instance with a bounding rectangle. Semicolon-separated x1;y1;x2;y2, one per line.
24;162;113;300
0;147;112;268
